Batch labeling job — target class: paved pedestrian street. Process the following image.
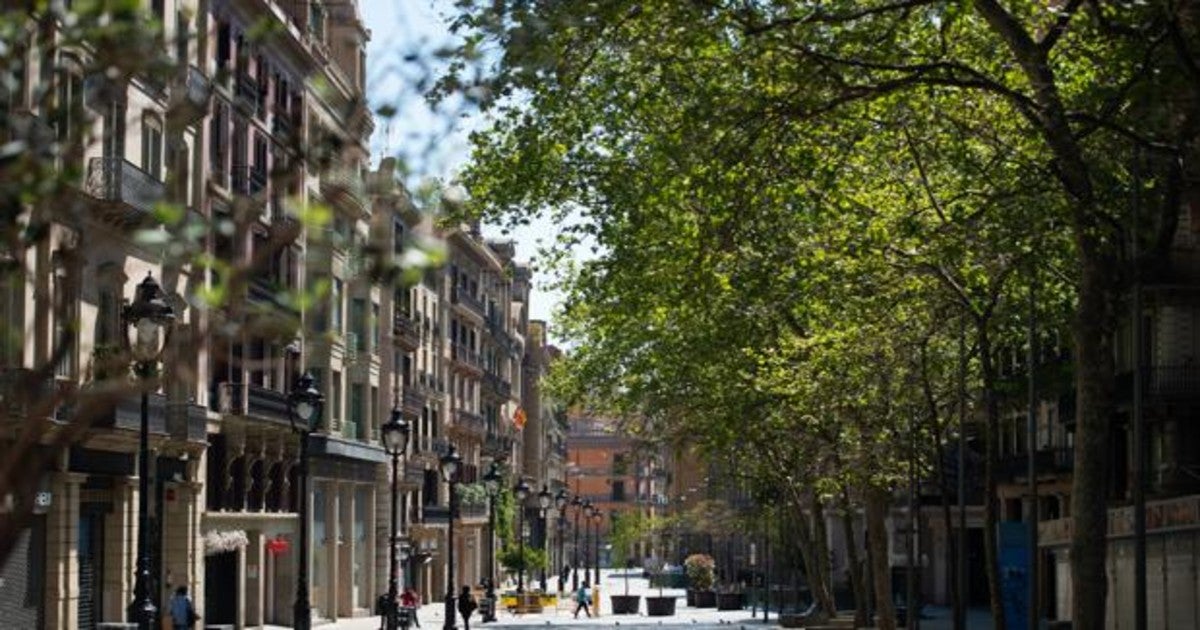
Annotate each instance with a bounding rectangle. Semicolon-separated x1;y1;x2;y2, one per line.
295;571;993;630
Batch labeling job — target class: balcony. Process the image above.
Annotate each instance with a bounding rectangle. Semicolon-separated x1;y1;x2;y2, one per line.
320;167;367;216
168;65;212;126
483;432;514;458
402;387;425;419
85;157;165;224
234;73;261;116
393;312;420;351
432;437;452;456
483;372;512;400
215;381;291;426
450;343;482;375
450;286;486;320
231;164;267;197
486;317;516;355
1116;365;1200;405
454;409;487;436
403;460;426;485
422;505;451;524
997;447;1074;481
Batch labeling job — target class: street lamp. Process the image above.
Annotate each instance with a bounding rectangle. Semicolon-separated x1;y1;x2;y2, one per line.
583;501;595;585
381;407;410;630
440;444;462;630
288;371;324;630
482;462;503;622
514;478;531;594
554;490;568;593
571;495;582;590
537;485;552;592
592;510;602;586
124;273;175;630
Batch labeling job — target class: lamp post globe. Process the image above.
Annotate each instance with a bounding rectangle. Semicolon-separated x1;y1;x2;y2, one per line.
440;444;462;630
381;408;409;630
124;273;174;630
288;371;324;630
482;462;503;621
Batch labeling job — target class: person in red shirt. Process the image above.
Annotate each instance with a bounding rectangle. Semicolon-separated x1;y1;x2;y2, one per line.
400;587;421;628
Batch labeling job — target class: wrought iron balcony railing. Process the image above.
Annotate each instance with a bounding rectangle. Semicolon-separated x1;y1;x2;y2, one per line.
451;343;481;372
393;311;420;350
455;409;487;436
450;286;486;318
85;157;165;218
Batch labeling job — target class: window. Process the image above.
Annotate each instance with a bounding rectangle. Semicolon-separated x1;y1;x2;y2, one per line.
0;266;24;366
52;268;76;379
331;278;343;333
54;69;82;146
611;481;626;502
141;114;163;180
308;1;325;40
209;103;228;186
348;383;363;439
216;21;231;71
331;370;342;424
350;298;365;352
370;302;379;349
175;12;189;62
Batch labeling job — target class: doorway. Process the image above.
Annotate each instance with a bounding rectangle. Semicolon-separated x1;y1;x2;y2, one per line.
204;551;238;625
78;507;105;629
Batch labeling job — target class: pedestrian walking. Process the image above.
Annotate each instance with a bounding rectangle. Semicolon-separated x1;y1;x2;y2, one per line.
401;586;421;628
573;581;592;618
168;585;199;630
458;585;478;630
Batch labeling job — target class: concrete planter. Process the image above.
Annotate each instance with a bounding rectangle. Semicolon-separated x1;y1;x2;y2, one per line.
691;590;717;608
646;596;677;617
716;592;745;610
610;594;641;615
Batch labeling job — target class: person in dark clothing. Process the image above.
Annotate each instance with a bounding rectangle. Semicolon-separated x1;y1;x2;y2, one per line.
458;585;478;630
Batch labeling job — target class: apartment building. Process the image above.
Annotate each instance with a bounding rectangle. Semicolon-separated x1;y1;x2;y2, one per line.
565;412;666;571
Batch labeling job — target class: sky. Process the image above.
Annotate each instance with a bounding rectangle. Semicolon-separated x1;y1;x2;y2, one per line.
359;0;567;337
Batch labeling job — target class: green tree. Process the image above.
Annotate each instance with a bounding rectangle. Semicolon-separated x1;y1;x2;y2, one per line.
441;2;1200;627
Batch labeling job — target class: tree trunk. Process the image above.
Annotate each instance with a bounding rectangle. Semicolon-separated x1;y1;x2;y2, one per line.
785;491;837;617
976;325;1007;630
841;492;869;628
866;486;896;630
1069;257;1117;629
810;494;838;616
935;434;962;628
971;3;1118;626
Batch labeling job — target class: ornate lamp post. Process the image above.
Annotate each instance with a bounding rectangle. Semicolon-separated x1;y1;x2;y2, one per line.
482;462;503;622
571;495;582;590
124;274;175;630
537;485;552;592
440;444;462;630
514;478;531;594
554;490;568;593
583;500;595;584
288;372;324;630
381;407;410;630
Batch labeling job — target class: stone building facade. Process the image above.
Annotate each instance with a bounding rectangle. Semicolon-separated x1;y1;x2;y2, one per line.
0;2;549;629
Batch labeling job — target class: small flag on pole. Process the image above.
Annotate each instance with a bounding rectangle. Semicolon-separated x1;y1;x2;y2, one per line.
513;407;527;430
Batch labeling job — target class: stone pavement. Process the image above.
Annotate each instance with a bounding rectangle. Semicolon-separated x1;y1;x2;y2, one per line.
295;570;994;630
